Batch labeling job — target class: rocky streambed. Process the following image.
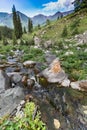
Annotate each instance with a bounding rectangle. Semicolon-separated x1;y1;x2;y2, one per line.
0;50;87;130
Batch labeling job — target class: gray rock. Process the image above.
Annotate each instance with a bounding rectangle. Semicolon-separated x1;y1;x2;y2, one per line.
0;70;11;94
23;60;36;68
11;72;22;84
38;58;67;83
43;40;52;48
0;87;24;117
70;80;87;91
45;51;56;64
34;36;41;46
61;78;70;87
75;31;87;45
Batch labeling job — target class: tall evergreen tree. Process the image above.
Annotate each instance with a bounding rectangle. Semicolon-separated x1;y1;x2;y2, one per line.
28;18;33;33
24;26;27;33
17;14;22;38
12;5;22;39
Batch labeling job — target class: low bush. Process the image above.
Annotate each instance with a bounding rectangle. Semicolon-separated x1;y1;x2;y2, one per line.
0;102;46;130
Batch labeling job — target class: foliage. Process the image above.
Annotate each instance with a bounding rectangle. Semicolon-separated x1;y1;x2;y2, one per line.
61;25;68;37
22;34;34;45
46;19;50;25
12;5;22;39
73;0;87;11
12;32;17;45
24;26;27;33
0;26;13;39
0;102;46;130
22;47;45;62
28;18;33;33
70;18;80;35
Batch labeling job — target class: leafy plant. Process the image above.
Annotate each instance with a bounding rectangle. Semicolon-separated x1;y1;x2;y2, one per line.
0;102;46;130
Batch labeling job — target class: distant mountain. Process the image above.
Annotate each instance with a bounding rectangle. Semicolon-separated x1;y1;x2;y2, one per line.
0;11;29;29
0;12;9;21
0;10;73;28
31;14;47;26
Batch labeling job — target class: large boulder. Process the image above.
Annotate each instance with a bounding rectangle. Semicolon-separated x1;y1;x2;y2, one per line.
0;70;11;94
38;58;67;83
0;86;24;117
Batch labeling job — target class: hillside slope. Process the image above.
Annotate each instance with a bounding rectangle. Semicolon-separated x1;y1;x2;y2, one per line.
34;8;87;81
37;8;87;42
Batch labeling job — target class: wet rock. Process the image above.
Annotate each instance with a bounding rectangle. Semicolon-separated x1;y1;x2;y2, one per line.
53;119;60;129
10;72;22;84
14;67;21;72
38;58;67;83
70;80;87;91
22;75;28;86
25;94;33;101
0;87;24;117
27;78;35;90
0;70;11;94
23;60;36;68
0;64;6;70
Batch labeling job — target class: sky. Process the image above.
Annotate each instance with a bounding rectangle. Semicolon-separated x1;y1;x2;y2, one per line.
0;0;74;17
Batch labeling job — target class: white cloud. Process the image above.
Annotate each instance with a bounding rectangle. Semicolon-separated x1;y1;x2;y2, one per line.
42;0;74;12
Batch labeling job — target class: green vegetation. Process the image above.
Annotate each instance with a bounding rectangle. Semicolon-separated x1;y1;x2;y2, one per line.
36;8;87;42
73;0;87;11
12;5;22;39
22;47;45;62
61;25;68;37
28;18;33;33
0;102;46;130
52;40;87;81
0;26;13;39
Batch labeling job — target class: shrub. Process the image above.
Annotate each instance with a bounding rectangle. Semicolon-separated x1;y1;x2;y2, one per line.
61;25;68;37
0;102;46;130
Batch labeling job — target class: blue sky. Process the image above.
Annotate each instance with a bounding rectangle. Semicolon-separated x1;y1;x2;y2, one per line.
0;0;74;17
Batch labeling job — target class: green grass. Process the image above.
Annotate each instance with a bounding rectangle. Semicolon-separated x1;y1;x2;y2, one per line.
35;8;87;43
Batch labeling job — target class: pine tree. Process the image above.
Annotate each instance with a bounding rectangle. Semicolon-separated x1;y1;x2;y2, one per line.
24;26;27;33
12;5;22;39
17;14;22;38
0;31;1;40
12;5;18;38
12;32;17;45
38;24;41;29
28;18;33;33
46;19;50;25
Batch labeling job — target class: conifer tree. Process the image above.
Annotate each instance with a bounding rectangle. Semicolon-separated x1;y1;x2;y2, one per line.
17;14;22;38
24;26;27;33
12;5;22;39
28;18;33;33
12;5;18;38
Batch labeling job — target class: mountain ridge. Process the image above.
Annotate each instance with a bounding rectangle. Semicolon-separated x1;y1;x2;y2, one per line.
0;10;73;28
